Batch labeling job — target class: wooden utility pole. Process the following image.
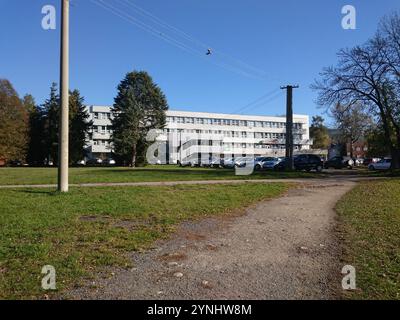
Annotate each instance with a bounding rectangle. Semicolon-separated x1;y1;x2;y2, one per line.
58;0;69;192
281;85;299;171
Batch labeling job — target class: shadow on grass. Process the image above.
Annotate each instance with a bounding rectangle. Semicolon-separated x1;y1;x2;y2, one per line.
15;189;60;196
104;167;318;179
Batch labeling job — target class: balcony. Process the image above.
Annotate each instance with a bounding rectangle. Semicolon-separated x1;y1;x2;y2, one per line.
89;144;112;153
92;132;111;140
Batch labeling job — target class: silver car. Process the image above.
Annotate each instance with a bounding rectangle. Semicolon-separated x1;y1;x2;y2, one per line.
234;157;255;168
222;158;235;169
368;158;392;170
262;157;283;170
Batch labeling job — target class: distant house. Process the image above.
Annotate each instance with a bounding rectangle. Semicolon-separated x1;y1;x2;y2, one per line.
347;140;368;159
327;128;368;159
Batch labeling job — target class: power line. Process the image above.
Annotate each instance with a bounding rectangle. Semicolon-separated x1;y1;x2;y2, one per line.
231;88;280;114
239;91;284;115
116;0;270;79
89;0;271;81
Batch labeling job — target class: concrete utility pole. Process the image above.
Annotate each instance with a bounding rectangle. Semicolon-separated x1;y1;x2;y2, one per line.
281;85;299;171
58;0;69;192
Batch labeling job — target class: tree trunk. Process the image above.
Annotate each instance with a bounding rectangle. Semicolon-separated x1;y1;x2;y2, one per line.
377;105;398;168
131;143;137;167
391;138;400;169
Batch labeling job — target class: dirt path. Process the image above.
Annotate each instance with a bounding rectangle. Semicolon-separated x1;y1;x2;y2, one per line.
0;175;379;189
69;181;355;300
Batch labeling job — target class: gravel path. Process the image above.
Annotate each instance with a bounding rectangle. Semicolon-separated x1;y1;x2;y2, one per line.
0;175;379;189
68;180;355;300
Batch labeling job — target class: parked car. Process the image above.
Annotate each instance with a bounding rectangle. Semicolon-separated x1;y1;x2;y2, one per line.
8;160;23;167
254;157;275;171
221;158;235;169
179;158;199;167
363;158;381;166
76;160;86;166
104;158;116;166
368;158;392;170
275;154;324;172
354;158;364;166
86;158;103;166
324;156;354;169
209;158;223;168
234;157;254;168
262;157;283;170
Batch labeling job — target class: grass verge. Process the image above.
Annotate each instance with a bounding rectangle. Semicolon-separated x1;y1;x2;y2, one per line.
0;182;287;299
336;179;400;300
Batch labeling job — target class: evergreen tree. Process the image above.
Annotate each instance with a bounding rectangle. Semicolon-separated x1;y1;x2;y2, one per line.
24;95;47;165
42;83;60;164
69;90;92;164
112;71;168;167
42;84;92;165
0;79;29;162
309;116;330;149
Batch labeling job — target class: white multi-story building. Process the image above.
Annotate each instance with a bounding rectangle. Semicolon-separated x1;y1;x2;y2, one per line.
85;106;312;162
85;105;114;159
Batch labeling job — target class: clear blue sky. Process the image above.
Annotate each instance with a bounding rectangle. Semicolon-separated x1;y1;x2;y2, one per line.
1;0;399;123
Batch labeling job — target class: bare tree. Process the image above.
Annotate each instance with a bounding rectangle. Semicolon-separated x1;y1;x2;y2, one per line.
330;103;373;157
312;12;400;168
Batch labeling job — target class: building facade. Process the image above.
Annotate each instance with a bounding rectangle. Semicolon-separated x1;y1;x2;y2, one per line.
85;105;114;159
85;106;313;163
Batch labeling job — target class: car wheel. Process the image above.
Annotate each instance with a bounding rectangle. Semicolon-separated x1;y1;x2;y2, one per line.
255;164;261;171
316;165;323;173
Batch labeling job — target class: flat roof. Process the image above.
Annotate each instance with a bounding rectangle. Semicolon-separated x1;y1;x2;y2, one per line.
87;106;309;121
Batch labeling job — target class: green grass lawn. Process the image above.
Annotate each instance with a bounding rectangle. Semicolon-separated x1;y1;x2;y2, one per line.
336;179;400;300
0;182;288;299
0;166;318;186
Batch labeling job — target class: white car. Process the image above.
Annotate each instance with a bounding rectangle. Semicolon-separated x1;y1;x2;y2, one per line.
76;160;86;166
179;158;199;167
104;158;116;165
368;158;392;170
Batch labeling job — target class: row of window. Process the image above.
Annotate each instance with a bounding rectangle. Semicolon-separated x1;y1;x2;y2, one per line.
254;132;303;140
91;113;304;129
93;140;111;146
91;139;304;152
166;116;303;129
165;129;303;141
255;144;302;150
92;126;112;134
93;112;112;120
